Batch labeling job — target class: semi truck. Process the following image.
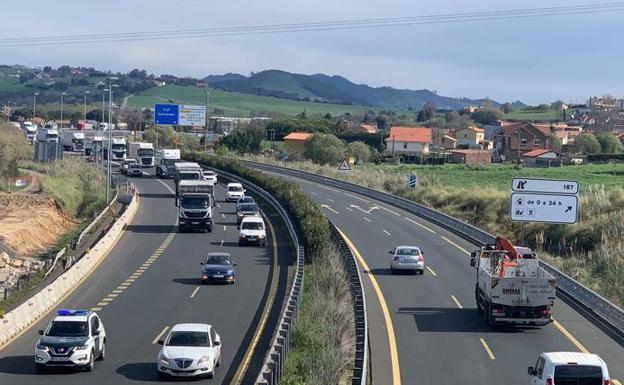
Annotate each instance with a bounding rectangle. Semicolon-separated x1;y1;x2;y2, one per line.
62;131;86;152
22;121;37;142
470;237;557;326
128;142;155;167
155;149;181;178
102;137;127;161
174;162;203;195
85;136;104;158
176;180;214;233
37;127;59;143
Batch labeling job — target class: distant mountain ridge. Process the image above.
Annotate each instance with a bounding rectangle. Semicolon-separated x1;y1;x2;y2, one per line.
204;69;521;110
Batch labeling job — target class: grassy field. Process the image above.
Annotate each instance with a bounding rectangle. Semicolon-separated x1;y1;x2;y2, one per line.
357;163;624;192
127;85;372;117
504;108;560;121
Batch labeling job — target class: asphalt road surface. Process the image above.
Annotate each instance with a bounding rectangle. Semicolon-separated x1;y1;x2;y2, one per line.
259;168;624;385
0;172;289;385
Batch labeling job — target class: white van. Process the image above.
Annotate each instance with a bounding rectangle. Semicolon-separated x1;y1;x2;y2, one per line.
238;216;266;247
226;183;245;202
528;352;610;385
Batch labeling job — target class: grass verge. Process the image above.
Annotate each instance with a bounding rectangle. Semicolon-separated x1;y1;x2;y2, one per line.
187;152;355;385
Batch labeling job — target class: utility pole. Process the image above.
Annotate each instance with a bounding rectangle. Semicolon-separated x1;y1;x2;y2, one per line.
102;91;106;127
83;91;90;122
105;77;118;204
204;85;210;152
60;92;66;128
33;92;38;119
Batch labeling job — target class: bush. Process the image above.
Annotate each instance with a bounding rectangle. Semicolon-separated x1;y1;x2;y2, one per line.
0;123;32;183
346;141;373;163
303;133;345;165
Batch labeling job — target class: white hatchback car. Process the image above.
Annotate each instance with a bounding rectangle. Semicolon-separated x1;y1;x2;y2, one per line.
238;216;266;246
157;323;222;379
225;183;245;202
202;170;217;184
389;246;424;274
527;352;610;385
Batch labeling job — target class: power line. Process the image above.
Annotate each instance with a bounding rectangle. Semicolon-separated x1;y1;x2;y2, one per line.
0;2;622;47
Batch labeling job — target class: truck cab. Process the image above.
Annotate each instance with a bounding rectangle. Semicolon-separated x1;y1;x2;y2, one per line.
103;137;127;161
62;131;86;152
177;180;214;233
128;142;155;167
155;149;181;178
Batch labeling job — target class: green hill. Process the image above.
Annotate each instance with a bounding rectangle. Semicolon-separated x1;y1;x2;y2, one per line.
127;85;374;117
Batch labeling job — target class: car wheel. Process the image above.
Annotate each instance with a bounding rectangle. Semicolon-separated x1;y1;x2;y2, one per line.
207;226;213;233
35;363;46;373
390;268;396;275
97;341;106;361
85;350;95;371
207;370;214;379
216;354;221;367
157;370;167;379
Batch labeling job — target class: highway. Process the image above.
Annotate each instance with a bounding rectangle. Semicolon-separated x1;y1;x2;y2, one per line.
0;171;290;385
259;168;624;385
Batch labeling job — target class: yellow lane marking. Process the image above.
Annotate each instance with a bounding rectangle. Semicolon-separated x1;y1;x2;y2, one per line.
106;293;119;298
229;212;280;385
101;298;114;302
96;302;108;307
125;278;136;283
405;217;436;234
378;205;401;216
441;236;471;255
91;307;103;311
552;319;589;353
344;192;370;203
336;226;401;385
612;380;622;385
137;267;148;272
152;326;170;345
119;283;131;287
383;229;391;236
426;266;437;277
451;295;463;309
364;217;372;223
480;338;496;360
112;289;124;294
190;286;200;299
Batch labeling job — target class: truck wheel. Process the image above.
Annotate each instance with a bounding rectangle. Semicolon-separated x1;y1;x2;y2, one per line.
475;286;483;313
483;304;493;326
179;225;185;233
207;226;213;233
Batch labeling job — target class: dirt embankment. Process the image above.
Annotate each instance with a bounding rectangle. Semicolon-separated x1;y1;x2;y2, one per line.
0;194;77;257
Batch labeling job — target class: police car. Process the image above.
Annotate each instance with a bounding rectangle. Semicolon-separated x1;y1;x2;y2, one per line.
35;309;106;372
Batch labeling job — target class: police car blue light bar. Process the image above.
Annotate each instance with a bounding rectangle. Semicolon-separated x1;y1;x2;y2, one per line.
57;309;89;316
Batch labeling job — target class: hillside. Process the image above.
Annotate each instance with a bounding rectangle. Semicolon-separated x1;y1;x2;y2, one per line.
205;69;516;110
127;85;375;117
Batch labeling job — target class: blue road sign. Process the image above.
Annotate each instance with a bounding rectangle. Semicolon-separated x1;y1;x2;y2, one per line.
408;174;417;188
154;104;179;125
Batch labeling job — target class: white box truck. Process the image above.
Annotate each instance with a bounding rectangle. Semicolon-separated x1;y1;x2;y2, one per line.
128;142;155;167
174;162;203;195
176;180;214;233
470;237;557;326
62;131;86;152
155;149;181;178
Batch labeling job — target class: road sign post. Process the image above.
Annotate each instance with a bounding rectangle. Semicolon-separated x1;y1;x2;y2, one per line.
154;104;179;125
338;159;352;172
509;177;579;225
408;174;417;188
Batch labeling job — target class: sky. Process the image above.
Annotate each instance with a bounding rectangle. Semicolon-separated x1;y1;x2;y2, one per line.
1;0;622;104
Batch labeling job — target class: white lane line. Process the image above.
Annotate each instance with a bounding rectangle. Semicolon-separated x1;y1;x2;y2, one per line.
426;266;437;276
224;225;227;232
321;185;341;193
364;217;372;223
480;338;496;360
379;205;401;216
222;213;225;218
404;217;436;234
327;198;335;203
310;191;318;196
190;286;200;298
220;240;224;247
152;326;170;345
441;236;471;255
345;207;354;212
217;203;221;208
321;205;339;214
383;229;391;236
344;192;370;203
451;294;463;309
153;178;176;195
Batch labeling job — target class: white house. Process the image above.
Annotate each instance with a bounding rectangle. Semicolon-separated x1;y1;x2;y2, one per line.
385;126;432;155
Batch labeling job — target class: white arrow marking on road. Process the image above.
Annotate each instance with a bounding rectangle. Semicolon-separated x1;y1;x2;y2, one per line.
350;204;379;214
321;204;339;214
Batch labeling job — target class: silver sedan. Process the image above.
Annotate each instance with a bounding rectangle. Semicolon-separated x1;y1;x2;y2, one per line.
389;246;424;274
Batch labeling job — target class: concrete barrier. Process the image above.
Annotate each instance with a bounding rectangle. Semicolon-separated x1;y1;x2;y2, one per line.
0;191;139;349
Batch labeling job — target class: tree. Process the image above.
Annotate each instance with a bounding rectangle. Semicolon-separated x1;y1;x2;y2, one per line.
422;101;436;121
471;108;502;125
323;113;333;120
375;114;389;132
10;107;33;121
596;133;624;154
416;110;426;122
143;126;178;148
0;123;32;180
502;103;514;114
549;133;563;152
574;133;601;155
303;133;345;165
86;109;104;122
346;141;373;163
218;125;265;154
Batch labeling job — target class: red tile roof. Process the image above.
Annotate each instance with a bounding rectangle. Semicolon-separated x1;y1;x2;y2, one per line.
385;126;432;143
283;132;312;141
523;149;557;157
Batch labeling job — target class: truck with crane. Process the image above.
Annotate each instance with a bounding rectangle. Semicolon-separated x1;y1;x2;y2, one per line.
470;236;557;326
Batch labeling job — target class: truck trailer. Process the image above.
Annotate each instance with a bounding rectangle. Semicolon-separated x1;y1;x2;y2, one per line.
62;131;86;152
176;180;214;233
470;237;557;326
128;142;155;167
173;162;203;195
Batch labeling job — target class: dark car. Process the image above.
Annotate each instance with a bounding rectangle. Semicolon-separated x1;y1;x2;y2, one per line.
235;196;255;211
200;253;236;284
236;203;260;224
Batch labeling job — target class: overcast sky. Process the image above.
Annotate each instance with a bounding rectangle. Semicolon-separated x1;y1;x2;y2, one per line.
1;0;622;104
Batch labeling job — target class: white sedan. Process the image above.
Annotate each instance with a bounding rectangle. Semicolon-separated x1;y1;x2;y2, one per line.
157;323;222;379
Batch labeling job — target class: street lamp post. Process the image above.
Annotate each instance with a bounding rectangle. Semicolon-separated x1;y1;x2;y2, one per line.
33;92;38;119
105;78;119;203
83;91;90;122
102;91;106;126
60;92;66;128
204;85;210;152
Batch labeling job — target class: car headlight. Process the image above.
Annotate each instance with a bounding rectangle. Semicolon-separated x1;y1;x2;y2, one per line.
36;344;49;351
259;234;266;239
75;345;89;351
159;355;171;365
226;270;234;275
197;355;212;365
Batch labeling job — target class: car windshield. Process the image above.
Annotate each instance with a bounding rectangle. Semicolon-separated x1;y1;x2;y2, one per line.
242;222;263;230
167;331;210;347
203;171;215;176
397;248;420;256
180;172;200;180
229;186;243;192
138;149;153;157
239;204;258;212
181;197;209;209
238;197;254;204
554;365;603;385
205;255;232;265
47;321;88;337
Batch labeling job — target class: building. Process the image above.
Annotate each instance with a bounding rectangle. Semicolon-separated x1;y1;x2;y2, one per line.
455;126;485;148
522;148;561;167
441;134;457;150
384;126;432;155
495;123;554;161
283;132;312;157
448;149;492;166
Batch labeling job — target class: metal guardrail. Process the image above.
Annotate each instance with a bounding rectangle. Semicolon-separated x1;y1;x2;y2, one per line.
244;160;624;337
329;222;368;385
202;166;305;385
